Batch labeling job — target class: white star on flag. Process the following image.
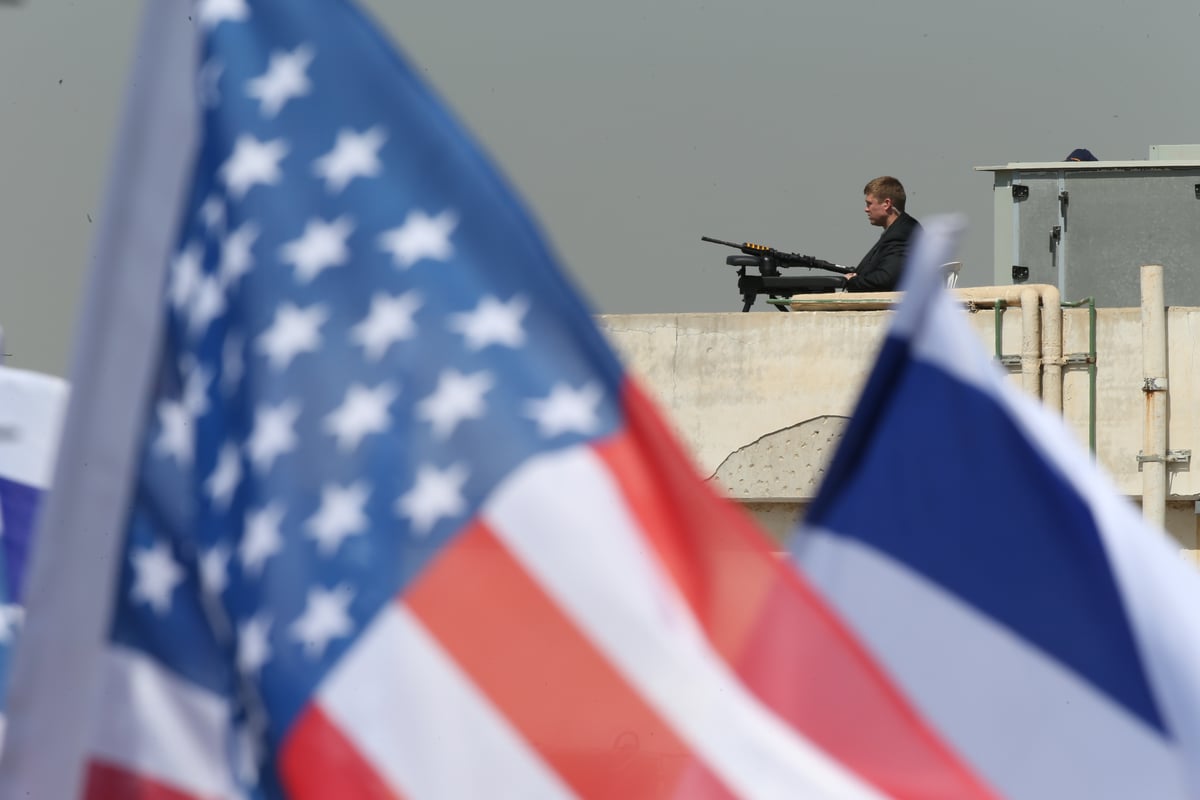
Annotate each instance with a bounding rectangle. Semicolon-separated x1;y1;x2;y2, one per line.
324;383;397;451
246;45;314;118
219;135;288;198
526;382;603;437
182;363;212;419
314;127;386;193
219;220;259;287
130;542;184;616
449;294;529;350
154;399;193;467
417;369;493;439
188;275;227;337
246;401;301;474
169;243;202;309
199;544;231;598
280;216;354;283
378;209;457;268
290;585;355;658
351;291;421;361
396;463;469;535
197;0;249;29
240;502;286;575
205;441;243;510
307;482;370;555
256;302;328;371
237;613;273;677
200;194;226;232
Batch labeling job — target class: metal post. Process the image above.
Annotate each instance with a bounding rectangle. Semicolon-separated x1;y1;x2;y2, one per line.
1141;265;1167;530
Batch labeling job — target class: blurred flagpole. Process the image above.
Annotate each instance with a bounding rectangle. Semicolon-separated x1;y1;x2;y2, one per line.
0;2;198;796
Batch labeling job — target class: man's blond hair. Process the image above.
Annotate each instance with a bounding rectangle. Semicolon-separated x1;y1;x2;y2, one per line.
863;176;906;213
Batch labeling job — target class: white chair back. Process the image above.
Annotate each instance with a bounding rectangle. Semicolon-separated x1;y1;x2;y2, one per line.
942;261;962;289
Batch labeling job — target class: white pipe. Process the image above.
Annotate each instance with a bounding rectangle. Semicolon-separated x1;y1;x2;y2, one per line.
953;285;1056;303
1040;285;1062;414
1141;264;1167;530
1019;287;1042;398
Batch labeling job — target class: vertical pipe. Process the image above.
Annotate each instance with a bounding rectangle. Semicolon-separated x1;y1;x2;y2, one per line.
1141;265;1167;529
1020;287;1041;398
1088;299;1097;457
1040;285;1062;413
993;300;1006;360
1056;172;1068;294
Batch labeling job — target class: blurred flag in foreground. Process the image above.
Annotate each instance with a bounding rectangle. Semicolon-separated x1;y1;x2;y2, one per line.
0;365;68;737
796;215;1200;800
0;1;1001;798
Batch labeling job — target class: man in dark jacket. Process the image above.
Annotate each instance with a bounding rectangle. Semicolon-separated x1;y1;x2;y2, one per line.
845;176;921;293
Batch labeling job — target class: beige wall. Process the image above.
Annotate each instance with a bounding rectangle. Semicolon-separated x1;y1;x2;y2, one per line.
599;303;1200;553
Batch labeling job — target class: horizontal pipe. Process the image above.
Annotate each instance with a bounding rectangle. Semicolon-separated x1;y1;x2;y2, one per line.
785;284;1060;312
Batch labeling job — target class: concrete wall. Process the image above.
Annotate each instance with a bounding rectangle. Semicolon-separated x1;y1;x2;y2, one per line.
598;303;1200;553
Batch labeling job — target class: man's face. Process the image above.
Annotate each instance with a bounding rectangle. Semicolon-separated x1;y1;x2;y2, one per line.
864;194;892;227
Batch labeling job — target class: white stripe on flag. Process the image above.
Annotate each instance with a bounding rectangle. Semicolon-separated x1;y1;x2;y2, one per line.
800;529;1190;800
318;602;577;800
484;445;887;800
89;646;238;799
1098;493;1200;798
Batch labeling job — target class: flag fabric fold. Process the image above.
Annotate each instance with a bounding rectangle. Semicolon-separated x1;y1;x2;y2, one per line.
0;366;69;738
795;215;1200;799
0;2;1003;799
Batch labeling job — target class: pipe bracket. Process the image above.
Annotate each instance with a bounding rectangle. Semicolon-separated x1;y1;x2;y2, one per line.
1137;449;1191;470
1143;377;1169;392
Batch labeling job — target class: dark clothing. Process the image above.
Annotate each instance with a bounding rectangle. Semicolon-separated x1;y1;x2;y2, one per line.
846;213;921;293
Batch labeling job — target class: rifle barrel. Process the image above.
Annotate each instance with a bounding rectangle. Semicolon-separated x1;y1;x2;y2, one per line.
703;235;851;275
700;235;742;249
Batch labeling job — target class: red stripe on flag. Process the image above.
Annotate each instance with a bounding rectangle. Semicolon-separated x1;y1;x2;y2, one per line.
406;519;736;800
601;380;1001;800
84;760;206;800
594;382;777;661
280;704;403;800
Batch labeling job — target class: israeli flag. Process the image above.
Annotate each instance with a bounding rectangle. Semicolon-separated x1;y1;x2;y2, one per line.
0;365;68;741
795;216;1200;799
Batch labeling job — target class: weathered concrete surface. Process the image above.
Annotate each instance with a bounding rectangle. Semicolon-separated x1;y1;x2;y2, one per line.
709;415;847;502
601;307;1020;485
599;304;1200;551
1061;308;1200;499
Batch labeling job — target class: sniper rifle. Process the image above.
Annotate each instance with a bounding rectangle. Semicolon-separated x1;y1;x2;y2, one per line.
700;236;852;312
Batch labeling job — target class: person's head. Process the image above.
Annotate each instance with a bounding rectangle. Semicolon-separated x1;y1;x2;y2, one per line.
863;176;906;228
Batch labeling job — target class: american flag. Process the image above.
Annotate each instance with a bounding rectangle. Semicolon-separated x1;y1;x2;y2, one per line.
0;2;999;798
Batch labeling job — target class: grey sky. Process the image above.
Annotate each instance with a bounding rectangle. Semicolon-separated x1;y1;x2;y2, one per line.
1;0;1197;376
